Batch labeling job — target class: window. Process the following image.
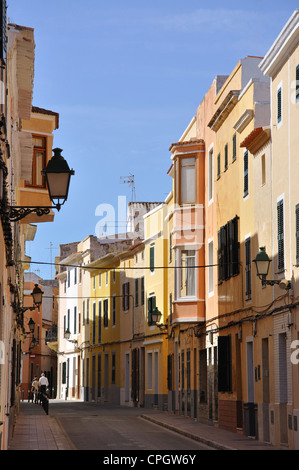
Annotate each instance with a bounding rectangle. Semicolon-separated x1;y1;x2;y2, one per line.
106;270;108;286
135;279;139;307
141;277;145;305
112;296;116;325
147;295;156;325
261;154;266;185
224;144;228;171
147;352;153;389
232;133;237;162
67;309;70;331
150;244;155;273
98;300;102;342
217;153;221;179
175;250;196;297
83;301;85;325
296;65;299;102
92;302;96;343
245;237;251;300
218;216;240;282
74;267;77;285
180;157;196;204
244;150;249;197
103;299;109;327
169;293;173;324
86;299;90;324
26;136;46;187
74;306;77;334
62;362;67;384
277;199;284;271
122;282;130;311
208;240;214;295
277;86;282;124
208;148;213;202
218;335;232;392
111;352;116;384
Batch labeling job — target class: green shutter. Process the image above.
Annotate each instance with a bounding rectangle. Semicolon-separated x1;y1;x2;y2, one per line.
150;244;155;272
277;88;282;123
244;150;248;196
277;200;284;271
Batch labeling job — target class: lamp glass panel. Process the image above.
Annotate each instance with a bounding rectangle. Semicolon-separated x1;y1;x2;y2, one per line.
47;172;70;200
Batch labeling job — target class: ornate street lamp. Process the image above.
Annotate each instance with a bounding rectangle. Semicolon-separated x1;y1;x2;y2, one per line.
28;317;35;334
41;148;74;211
253;247;271;280
253;247;291;289
31;284;43;308
151;307;167;329
2;148;74;222
64;327;77;344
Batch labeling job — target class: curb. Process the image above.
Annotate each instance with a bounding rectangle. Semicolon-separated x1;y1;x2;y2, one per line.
140;415;236;451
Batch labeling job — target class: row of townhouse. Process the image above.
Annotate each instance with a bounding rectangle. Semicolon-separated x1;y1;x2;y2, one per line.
53;10;299;449
0;4;68;450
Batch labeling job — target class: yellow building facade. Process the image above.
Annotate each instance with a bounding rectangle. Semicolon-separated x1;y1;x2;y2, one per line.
259;9;299;449
209;56;271;434
143;203;169;409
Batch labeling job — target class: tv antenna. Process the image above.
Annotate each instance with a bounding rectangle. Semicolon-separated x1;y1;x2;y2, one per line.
120;173;136;202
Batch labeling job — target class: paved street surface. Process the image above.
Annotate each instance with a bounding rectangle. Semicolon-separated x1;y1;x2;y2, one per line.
7;399;284;454
47;400;213;451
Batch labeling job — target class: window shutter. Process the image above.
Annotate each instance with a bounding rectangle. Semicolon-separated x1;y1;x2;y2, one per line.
104;299;108;327
150;245;155;272
232;216;240;276
232;133;236;161
244;150;248;196
167;354;173;391
296;65;299;102
277;200;284;271
245;237;251;299
217;153;221;179
296;204;299;265
228;219;233;278
218;335;232;392
218;230;222;283
0;1;7;62
224;144;228;170
147;295;156;324
277;88;282;123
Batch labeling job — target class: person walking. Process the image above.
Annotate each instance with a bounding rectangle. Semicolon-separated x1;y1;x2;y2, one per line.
39;373;49;399
31;377;40;404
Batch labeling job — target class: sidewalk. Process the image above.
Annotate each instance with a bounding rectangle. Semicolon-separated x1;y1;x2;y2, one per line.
141;413;283;451
8;401;76;450
8;400;284;451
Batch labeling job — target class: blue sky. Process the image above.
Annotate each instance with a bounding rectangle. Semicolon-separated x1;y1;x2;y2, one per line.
7;0;298;279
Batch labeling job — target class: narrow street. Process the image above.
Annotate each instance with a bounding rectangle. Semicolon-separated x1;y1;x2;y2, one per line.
47;400;215;451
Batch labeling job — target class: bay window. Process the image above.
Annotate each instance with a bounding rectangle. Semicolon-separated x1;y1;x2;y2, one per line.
175;249;196;299
180;157;196;204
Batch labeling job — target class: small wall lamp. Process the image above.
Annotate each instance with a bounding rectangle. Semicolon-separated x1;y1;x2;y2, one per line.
253;247;291;290
64;328;78;344
151;307;167;329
